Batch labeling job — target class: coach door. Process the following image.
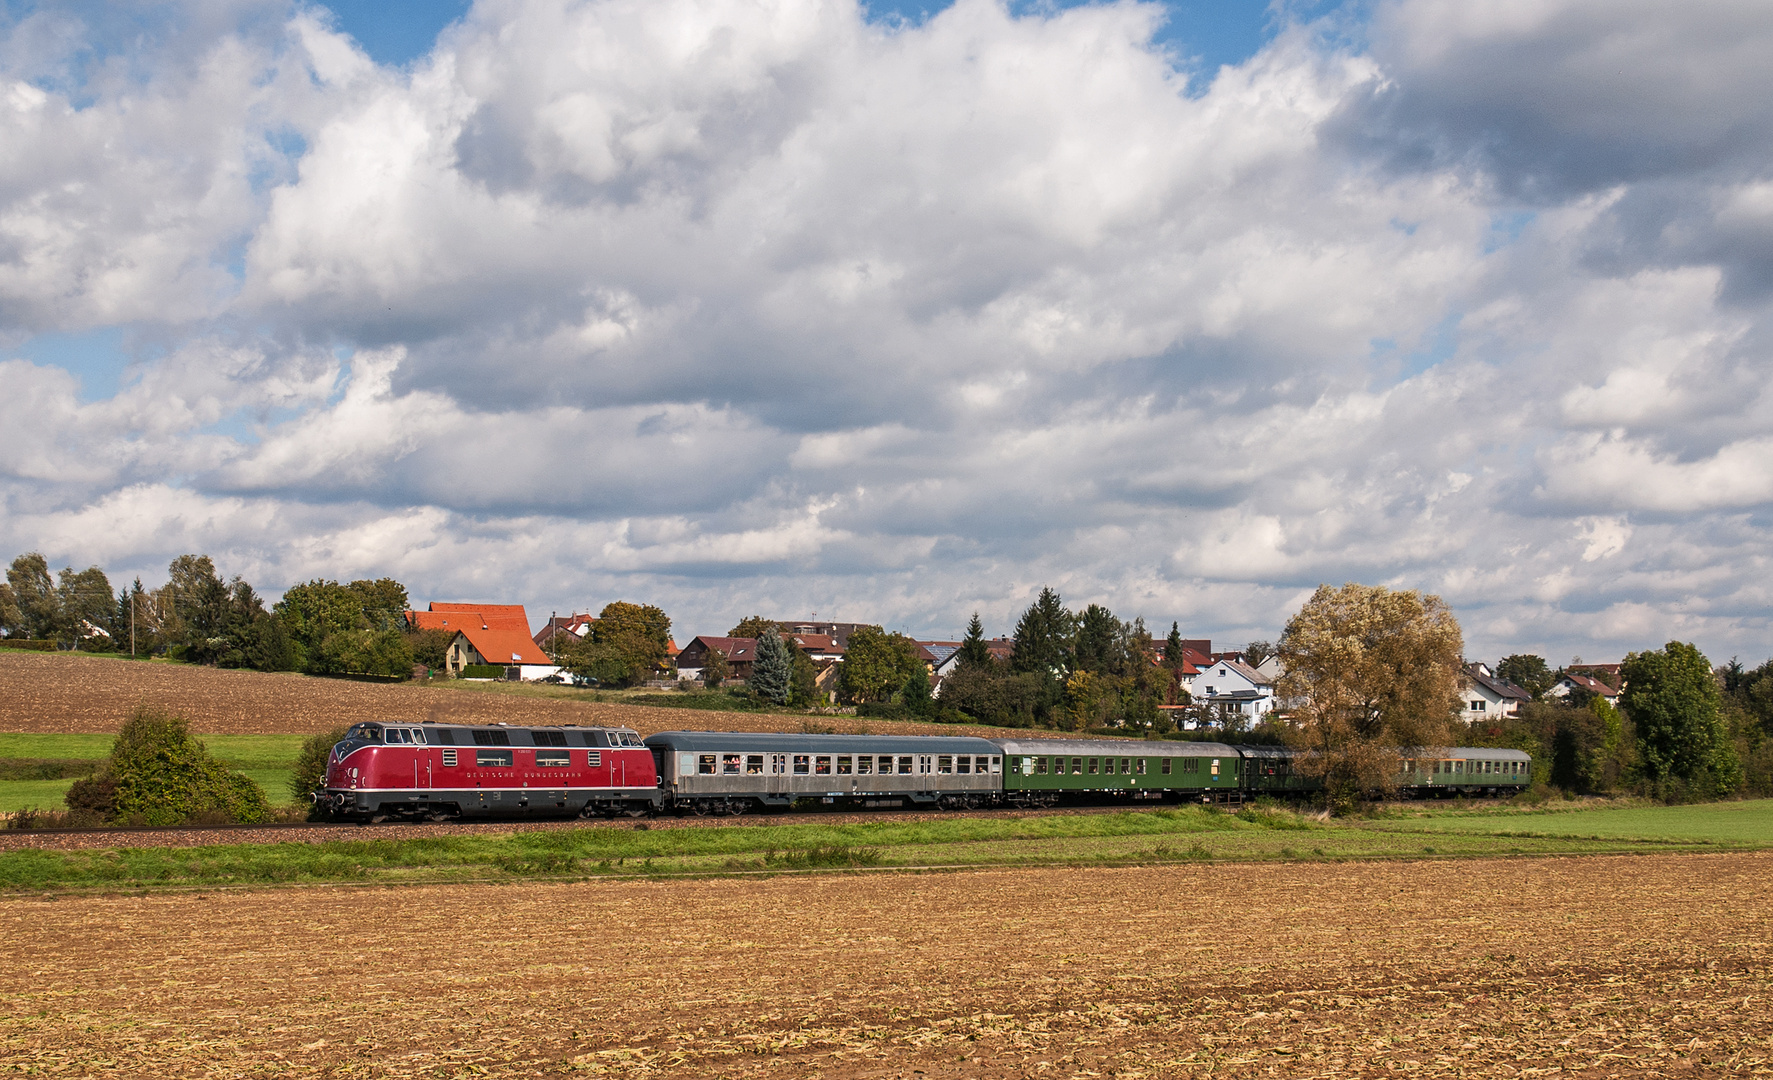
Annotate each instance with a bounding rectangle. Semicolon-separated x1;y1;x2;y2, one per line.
770;753;788;795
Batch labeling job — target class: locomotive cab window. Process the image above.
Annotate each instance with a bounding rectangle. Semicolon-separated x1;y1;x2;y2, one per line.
536;750;570;767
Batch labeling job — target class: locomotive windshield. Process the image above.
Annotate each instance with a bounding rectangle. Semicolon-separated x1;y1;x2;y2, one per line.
345;724;383;743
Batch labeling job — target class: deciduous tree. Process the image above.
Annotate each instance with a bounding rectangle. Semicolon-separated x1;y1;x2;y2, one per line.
838;626;924;704
1496;654;1553;699
5;553;58;641
1620;641;1741;797
728;615;782;639
1276;583;1466;808
564;601;673;687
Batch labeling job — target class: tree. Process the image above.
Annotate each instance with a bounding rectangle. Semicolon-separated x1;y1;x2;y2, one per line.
1496;654;1553;699
958;612;993;669
902;668;935;717
789;648;821;706
1072;604;1123;674
1244;640;1276;668
274;576;417;676
750;631;794;704
56;565;115;649
0;580;20;638
1620;641;1740;797
566;601;673;687
728;615;782;639
1276;583;1466;809
290;726;349;808
838;626;925;704
6;553;59;641
1010;587;1073;676
1164;623;1184;668
702;648;729;688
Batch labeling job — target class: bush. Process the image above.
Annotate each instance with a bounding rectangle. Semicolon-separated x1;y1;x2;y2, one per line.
64;774;118;816
290;726;348;807
94;706;275;825
0;639;57;651
459;664;505;679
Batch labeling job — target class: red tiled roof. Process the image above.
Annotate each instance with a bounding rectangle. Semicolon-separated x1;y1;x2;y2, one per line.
1562;673;1617;697
407;601;532;634
685;636;758;661
453;624;552;666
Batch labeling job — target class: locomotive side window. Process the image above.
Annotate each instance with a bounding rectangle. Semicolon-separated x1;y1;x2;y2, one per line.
477;750;514;767
537;750;570;767
793;755;810;774
836;756;852;774
937;756;953;774
441;749;457;767
697;755;716;774
723;755;741;774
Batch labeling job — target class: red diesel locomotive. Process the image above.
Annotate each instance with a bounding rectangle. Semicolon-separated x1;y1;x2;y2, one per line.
317;720;660;821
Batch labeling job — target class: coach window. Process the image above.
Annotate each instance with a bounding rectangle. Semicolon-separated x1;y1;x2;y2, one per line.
746;755;765;774
1161;758;1171;775
957;756;971;775
699;755;717;775
898;756;914;775
1087;758;1098;775
855;755;872;775
1071;758;1083;774
723;754;742;774
883;755;899;774
837;756;852;774
1135;758;1147;775
991;756;1002;774
816;756;832;775
1035;757;1048;775
1120;758;1130;774
938;755;953;774
793;755;810;775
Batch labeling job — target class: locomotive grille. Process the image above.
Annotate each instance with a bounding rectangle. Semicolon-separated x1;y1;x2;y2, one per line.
442;749;457;767
587;751;602;767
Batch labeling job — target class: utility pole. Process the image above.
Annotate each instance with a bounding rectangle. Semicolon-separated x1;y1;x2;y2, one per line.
130;591;135;658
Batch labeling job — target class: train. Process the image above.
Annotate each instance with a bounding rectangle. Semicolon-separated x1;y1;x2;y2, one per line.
315;720;1532;821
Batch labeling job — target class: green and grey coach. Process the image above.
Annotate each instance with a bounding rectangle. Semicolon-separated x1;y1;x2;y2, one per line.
993;738;1244;805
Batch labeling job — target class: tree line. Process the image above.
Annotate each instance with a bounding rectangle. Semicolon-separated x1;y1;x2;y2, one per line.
0;551;427;678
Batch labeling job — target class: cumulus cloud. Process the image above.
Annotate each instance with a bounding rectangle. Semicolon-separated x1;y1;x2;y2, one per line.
3;0;1773;664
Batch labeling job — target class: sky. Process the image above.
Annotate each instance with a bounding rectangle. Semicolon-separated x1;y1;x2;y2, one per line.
2;0;1773;665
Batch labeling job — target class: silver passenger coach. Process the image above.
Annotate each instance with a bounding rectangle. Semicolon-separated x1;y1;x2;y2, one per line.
644;731;1005;814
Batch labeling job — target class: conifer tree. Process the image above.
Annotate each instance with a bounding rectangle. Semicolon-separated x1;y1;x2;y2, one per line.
750;630;794;704
958;612;992;669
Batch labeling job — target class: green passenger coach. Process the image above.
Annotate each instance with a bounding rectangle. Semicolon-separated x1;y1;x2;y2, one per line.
993;739;1243;806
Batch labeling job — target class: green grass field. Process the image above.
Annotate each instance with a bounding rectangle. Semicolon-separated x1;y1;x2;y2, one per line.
0;734;310;810
1367;798;1773;845
3;800;1769;892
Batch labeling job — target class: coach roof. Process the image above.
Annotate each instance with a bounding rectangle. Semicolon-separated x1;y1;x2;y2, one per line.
992;739;1239;758
643;731;1004;755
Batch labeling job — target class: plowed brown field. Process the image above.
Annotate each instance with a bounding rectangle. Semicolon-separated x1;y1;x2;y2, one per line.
0;652;1034;739
3;853;1769;1078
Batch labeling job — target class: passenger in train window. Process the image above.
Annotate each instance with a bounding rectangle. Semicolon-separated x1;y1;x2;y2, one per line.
815;756;832;775
937;755;953;774
836;756;852;774
723;754;741;774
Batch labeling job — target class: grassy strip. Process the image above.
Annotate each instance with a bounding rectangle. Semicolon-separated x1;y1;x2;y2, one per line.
0;804;1740;892
0;779;81;813
1362;798;1773;844
0;733;307;769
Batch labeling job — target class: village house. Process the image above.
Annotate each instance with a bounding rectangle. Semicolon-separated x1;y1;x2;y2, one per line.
1463;662;1532;718
405;602;559;680
1547;672;1620;706
675;636;759;682
1191;656;1277;721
